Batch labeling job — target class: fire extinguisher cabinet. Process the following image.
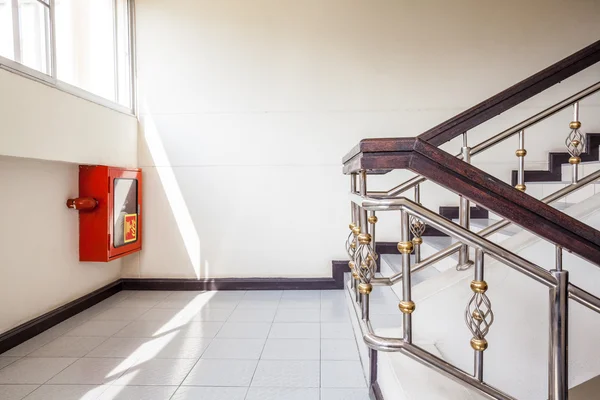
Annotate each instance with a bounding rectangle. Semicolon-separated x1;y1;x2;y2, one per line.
75;165;143;262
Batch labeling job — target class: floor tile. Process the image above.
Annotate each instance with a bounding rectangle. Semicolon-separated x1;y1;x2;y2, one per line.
321;361;366;388
202;339;265;359
282;291;321;300
0;385;38;400
23;384;109;400
208;291;246;300
136;308;190;323
182;358;258;387
178;321;224;338
115;358;197;386
86;337;153;358
216;322;271;339
165;291;208;300
246;387;319;400
192;308;234;322
321;323;354;339
153;299;206;310
113;298;161;308
0;357;76;384
268;323;320;339
203;298;242;310
91;307;149;321
99;385;177;400
29;336;106;358
65;320;131;337
171;386;247;400
320;308;350;322
149;336;211;359
48;357;133;384
228;309;276;323
251;360;319;387
243;291;282;300
261;339;320;360
278;298;321;309
321;388;370;400
274;308;320;323
236;299;279;309
2;331;61;357
113;320;186;338
0;357;21;370
321;339;359;360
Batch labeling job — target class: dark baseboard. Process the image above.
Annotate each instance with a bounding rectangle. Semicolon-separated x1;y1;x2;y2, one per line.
371;382;384;400
124;261;348;291
0;262;351;354
0;280;122;355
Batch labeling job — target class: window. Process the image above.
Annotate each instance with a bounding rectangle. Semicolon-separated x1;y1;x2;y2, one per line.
0;0;134;111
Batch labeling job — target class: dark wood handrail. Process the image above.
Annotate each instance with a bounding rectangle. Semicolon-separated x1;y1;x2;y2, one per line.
419;39;600;146
341;40;600;266
342;39;600;164
342;138;600;266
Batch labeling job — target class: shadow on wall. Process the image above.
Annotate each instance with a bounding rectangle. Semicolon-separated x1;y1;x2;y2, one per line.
137;106;203;279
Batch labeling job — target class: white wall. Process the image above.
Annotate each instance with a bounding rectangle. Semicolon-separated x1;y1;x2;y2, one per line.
0;69;137;167
132;0;600;279
0;69;137;334
0;156;122;334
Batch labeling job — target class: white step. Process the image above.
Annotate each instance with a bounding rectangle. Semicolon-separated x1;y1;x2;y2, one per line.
344;276;486;400
561;160;600;182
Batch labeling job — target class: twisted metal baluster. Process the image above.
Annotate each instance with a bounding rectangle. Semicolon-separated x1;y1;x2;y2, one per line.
464;249;494;381
565;102;585;183
411;184;426;263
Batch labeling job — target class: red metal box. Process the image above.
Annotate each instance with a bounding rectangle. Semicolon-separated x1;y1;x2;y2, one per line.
77;165;142;262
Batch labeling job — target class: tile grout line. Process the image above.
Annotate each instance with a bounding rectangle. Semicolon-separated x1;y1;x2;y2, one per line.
167;290;246;400
243;290;282;400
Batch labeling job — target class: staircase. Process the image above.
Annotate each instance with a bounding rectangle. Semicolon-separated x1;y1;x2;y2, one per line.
339;40;600;400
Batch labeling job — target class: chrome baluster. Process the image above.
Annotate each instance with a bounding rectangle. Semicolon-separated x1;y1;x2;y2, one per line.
411;184;426;263
356;171;376;319
549;246;568;400
398;210;415;342
566;102;585;183
458;132;472;270
465;249;493;382
347;174;358;292
515;130;527;191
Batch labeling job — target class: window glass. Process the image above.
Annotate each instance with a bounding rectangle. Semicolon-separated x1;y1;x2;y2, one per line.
113;178;138;248
116;0;131;107
0;0;14;59
18;0;50;74
55;0;116;101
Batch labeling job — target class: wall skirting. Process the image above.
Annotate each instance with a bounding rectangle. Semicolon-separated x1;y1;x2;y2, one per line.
0;261;350;354
0;280;122;354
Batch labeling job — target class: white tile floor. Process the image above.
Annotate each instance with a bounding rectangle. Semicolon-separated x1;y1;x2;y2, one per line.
0;290;369;400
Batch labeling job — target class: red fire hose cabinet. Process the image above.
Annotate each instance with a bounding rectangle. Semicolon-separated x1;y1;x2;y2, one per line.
68;166;143;262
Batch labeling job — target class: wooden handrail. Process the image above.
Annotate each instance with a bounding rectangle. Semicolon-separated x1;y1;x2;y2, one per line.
342;137;600;266
341;40;600;266
419;39;600;146
342;39;600;164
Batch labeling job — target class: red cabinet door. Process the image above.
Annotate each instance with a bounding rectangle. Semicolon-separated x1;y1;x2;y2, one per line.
108;168;142;259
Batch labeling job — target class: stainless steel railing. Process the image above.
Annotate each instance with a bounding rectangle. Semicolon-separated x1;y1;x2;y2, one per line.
345;194;600;400
370;168;600;287
363;81;600;269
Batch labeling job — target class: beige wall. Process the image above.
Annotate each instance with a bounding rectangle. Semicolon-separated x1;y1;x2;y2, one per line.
0;69;137;167
132;0;600;280
0;156;122;334
0;69;137;334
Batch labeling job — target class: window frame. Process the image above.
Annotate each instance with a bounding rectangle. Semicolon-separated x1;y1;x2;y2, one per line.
0;0;136;116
